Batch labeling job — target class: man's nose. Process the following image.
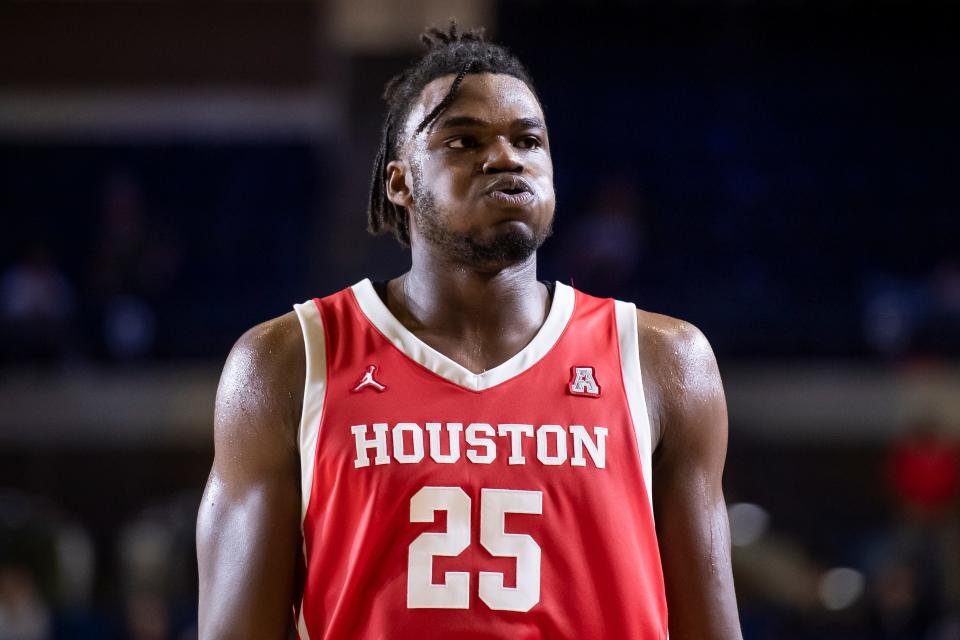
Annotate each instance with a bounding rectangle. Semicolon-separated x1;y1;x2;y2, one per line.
482;137;523;174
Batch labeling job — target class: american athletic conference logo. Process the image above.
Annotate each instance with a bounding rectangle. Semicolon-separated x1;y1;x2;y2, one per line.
568;366;600;398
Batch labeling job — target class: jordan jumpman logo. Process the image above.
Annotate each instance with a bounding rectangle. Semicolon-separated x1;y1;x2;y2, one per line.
352;364;386;393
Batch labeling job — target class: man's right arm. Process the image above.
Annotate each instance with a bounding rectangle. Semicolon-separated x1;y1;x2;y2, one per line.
197;312;306;639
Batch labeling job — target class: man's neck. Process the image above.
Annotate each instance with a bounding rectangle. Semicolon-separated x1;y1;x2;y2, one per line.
386;252;551;373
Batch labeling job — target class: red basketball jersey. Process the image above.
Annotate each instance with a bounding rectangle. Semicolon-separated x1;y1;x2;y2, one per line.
292;279;667;639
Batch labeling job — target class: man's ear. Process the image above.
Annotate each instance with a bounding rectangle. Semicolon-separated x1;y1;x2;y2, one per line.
385;160;413;208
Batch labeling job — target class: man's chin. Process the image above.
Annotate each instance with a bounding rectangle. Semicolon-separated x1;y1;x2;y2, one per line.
411;195;553;269
459;223;550;269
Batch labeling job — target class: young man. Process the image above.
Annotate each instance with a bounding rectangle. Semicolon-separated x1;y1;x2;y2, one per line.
197;25;742;639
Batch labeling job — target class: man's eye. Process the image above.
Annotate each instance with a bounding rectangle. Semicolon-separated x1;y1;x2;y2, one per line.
446;136;477;149
517;136;543;150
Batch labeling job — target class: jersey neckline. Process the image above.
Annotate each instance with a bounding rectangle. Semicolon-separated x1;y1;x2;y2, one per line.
349;278;576;392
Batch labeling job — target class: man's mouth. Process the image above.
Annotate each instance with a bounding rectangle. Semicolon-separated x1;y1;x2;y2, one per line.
487;190;535;206
483;176;535;206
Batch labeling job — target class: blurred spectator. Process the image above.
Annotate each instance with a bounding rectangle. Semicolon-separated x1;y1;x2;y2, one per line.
564;176;646;295
859;419;960;638
0;566;51;640
866;559;940;640
88;171;154;360
862;277;916;356
124;593;169;640
863;263;960;358
119;494;201;640
87;171;183;361
0;491;97;640
888;420;960;520
930;262;960;316
0;245;76;364
916;261;960;354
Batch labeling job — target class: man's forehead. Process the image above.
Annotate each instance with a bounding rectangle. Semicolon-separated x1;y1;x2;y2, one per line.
402;73;545;141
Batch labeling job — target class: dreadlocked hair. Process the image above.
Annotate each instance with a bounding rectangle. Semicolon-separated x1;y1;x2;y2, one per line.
367;21;538;247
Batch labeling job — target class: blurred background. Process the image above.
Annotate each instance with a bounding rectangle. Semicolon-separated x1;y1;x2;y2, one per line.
1;1;958;638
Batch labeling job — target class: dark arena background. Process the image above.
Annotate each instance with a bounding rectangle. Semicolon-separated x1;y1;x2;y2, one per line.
1;1;958;638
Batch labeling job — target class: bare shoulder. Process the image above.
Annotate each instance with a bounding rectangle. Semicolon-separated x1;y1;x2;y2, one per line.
214;310;306;461
631;318;740;638
634;309;717;381
633;308;725;451
199;310;307;637
222;310;305;383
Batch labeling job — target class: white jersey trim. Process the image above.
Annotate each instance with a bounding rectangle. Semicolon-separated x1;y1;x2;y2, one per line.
297;585;311;640
293;299;327;527
293;299;325;640
614;299;654;513
350;278;576;392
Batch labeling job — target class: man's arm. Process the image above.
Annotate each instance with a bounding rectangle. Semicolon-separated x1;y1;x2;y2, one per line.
638;311;742;640
197;311;305;639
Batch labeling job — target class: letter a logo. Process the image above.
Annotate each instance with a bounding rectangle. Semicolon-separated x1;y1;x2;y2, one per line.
569;366;601;397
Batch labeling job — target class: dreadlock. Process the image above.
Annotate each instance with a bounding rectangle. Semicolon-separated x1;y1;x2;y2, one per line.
367;21;538;247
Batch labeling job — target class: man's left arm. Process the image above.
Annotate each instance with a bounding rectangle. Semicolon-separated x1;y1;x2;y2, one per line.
642;315;743;639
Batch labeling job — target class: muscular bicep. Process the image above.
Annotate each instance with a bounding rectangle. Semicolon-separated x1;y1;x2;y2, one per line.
197;468;300;638
649;322;742;640
197;316;304;640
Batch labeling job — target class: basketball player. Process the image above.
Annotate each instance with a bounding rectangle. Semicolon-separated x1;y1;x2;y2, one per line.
197;25;742;639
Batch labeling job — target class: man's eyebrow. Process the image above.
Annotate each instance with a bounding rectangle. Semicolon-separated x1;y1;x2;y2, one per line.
514;117;547;130
434;115;547;131
435;115;489;130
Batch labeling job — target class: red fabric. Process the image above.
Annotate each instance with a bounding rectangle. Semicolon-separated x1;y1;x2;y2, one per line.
890;438;960;511
299;286;667;639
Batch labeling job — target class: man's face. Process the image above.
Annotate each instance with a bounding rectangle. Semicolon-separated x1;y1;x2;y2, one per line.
393;73;556;269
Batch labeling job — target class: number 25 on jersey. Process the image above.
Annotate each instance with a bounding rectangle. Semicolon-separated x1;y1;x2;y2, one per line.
407;486;542;612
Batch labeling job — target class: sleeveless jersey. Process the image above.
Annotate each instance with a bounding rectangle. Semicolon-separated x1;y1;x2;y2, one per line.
292;279;667;639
